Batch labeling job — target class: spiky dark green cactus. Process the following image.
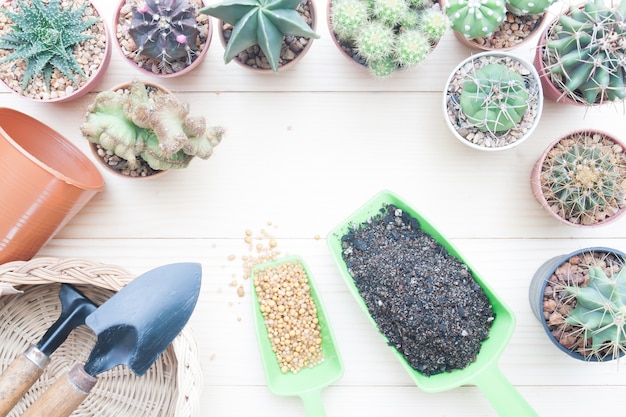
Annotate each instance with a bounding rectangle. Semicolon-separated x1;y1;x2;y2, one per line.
129;0;200;65
565;265;626;360
0;0;100;90
80;80;224;171
444;0;506;40
459;63;529;132
542;0;626;105
199;0;319;72
540;131;626;226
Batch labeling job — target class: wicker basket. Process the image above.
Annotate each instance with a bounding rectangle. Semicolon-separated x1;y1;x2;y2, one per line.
0;258;202;417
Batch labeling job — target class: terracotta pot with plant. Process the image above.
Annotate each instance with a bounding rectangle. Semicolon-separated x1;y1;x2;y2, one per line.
445;0;554;51
0;0;111;102
530;129;626;227
327;0;448;78
114;0;212;78
199;0;319;72
80;80;225;178
443;51;543;151
529;247;626;362
0;108;104;264
534;0;626;105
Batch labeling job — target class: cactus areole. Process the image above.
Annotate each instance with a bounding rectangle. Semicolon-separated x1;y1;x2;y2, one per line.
129;0;201;64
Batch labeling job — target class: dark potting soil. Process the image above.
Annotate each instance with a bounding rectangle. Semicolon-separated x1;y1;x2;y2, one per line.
340;203;495;376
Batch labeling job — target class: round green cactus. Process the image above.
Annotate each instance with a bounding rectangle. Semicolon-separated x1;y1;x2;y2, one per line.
459;63;529;133
542;0;626;104
445;0;506;39
394;29;431;67
329;0;370;40
354;21;396;63
539;131;626;226
565;265;626;360
420;7;450;40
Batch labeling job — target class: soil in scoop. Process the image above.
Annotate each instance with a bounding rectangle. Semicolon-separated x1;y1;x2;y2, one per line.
340;204;494;376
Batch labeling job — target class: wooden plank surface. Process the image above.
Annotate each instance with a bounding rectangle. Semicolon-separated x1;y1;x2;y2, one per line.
1;0;625;416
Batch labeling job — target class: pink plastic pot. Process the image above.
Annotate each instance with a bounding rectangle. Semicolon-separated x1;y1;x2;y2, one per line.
0;108;104;264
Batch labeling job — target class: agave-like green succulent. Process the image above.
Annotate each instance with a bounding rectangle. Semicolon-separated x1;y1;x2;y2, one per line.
199;0;319;72
0;0;100;91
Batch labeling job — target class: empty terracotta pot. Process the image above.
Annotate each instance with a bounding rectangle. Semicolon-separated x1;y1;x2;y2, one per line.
0;108;104;264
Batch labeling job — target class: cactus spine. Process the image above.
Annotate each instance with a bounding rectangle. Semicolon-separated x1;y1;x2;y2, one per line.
444;0;506;40
129;0;200;65
540;131;626;225
329;0;448;77
542;0;626;105
459;63;529;133
565;264;626;360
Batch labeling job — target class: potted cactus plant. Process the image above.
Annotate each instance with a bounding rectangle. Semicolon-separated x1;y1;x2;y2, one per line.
530;129;626;226
534;0;626;105
445;0;554;50
199;0;319;72
529;247;626;361
0;0;111;102
114;0;212;77
80;80;225;178
327;0;448;78
443;51;543;151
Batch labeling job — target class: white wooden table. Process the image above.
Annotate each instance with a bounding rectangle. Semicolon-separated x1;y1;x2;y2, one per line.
1;1;625;415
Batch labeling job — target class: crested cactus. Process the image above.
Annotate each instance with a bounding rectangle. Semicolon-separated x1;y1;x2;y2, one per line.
199;0;319;72
444;0;506;40
564;264;626;360
539;131;626;226
459;63;529;133
128;0;201;65
541;0;626;105
506;0;555;16
329;0;447;78
0;0;100;90
80;80;224;171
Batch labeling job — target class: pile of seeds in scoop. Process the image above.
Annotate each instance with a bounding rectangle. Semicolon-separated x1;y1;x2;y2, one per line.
253;261;324;373
340;203;495;376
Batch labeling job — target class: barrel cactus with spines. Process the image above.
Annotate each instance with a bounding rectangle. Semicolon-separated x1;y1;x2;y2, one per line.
459;63;529;133
129;0;201;65
564;265;626;360
541;0;626;105
539;131;626;225
444;0;506;39
329;0;448;77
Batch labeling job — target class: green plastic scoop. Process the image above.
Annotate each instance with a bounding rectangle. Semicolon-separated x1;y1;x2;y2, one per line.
250;255;344;417
326;190;539;417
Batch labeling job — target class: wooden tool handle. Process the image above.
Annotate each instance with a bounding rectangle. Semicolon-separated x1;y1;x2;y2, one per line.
0;346;48;417
21;364;97;417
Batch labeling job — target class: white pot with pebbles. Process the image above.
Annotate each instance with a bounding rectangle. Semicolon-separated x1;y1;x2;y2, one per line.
442;51;543;151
